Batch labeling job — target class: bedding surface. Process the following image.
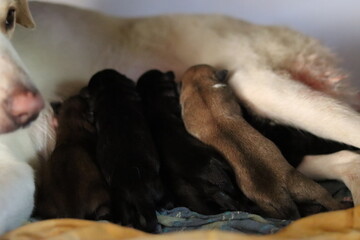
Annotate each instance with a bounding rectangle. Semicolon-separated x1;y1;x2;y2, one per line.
2;204;360;240
0;180;353;239
157;180;351;234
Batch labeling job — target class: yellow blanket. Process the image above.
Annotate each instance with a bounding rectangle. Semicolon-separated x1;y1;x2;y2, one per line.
2;206;360;240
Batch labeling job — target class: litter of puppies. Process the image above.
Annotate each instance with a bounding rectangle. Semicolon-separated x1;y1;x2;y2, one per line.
34;66;353;233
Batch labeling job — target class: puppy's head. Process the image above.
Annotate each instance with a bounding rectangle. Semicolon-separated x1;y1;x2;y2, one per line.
179;64;229;106
87;69;135;94
55;95;94;135
137;69;177;99
179;65;232;124
137;70;180;116
180;64;229;91
137;70;179;116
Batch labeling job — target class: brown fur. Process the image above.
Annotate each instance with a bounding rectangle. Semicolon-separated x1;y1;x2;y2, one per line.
34;95;111;220
180;64;344;219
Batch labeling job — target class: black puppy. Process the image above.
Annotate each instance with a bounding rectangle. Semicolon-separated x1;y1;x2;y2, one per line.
241;107;357;168
242;106;356;213
34;95;111;220
137;70;253;214
86;69;163;232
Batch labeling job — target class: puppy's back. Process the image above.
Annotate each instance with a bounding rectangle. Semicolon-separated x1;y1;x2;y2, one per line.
88;69;162;232
35;95;110;220
137;69;249;214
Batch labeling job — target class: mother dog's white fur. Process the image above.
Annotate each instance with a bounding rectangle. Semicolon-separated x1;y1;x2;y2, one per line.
1;0;360;234
14;2;358;143
0;0;49;234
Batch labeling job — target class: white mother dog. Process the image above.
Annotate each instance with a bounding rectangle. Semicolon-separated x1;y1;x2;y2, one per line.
0;0;45;234
2;0;360;234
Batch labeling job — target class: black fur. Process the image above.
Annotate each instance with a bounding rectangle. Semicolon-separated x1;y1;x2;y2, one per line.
137;70;253;214
34;95;111;220
241;107;357;168
242;107;357;213
87;69;163;232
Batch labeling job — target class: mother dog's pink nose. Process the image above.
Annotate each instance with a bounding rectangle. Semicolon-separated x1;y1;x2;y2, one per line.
7;90;44;126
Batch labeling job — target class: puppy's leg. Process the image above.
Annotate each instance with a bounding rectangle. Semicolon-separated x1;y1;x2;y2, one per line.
230;68;360;148
0;146;34;234
297;150;360;205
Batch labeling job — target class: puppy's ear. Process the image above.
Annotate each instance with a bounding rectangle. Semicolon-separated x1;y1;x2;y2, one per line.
15;0;35;28
79;87;90;99
165;71;175;81
50;102;62;116
215;69;229;82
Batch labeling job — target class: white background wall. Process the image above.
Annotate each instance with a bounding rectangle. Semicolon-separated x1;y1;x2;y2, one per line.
38;0;360;85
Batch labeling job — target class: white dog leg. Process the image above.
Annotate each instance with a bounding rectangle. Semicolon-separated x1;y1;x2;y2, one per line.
297;150;360;205
230;68;360;149
0;145;34;234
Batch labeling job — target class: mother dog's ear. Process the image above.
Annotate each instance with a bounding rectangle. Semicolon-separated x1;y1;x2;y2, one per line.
15;0;35;28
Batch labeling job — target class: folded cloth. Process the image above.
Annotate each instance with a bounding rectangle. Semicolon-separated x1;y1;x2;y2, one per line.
156;180;351;234
1;180;351;239
157;207;291;234
3;206;360;240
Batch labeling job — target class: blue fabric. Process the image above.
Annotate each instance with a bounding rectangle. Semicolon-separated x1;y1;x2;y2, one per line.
156;180;351;234
28;180;350;234
157;207;291;234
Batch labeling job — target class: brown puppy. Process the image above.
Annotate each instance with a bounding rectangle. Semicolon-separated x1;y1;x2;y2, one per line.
34;95;111;220
179;64;343;219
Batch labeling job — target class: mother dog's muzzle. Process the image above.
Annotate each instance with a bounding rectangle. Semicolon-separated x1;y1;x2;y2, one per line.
5;87;44;128
0;26;43;133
